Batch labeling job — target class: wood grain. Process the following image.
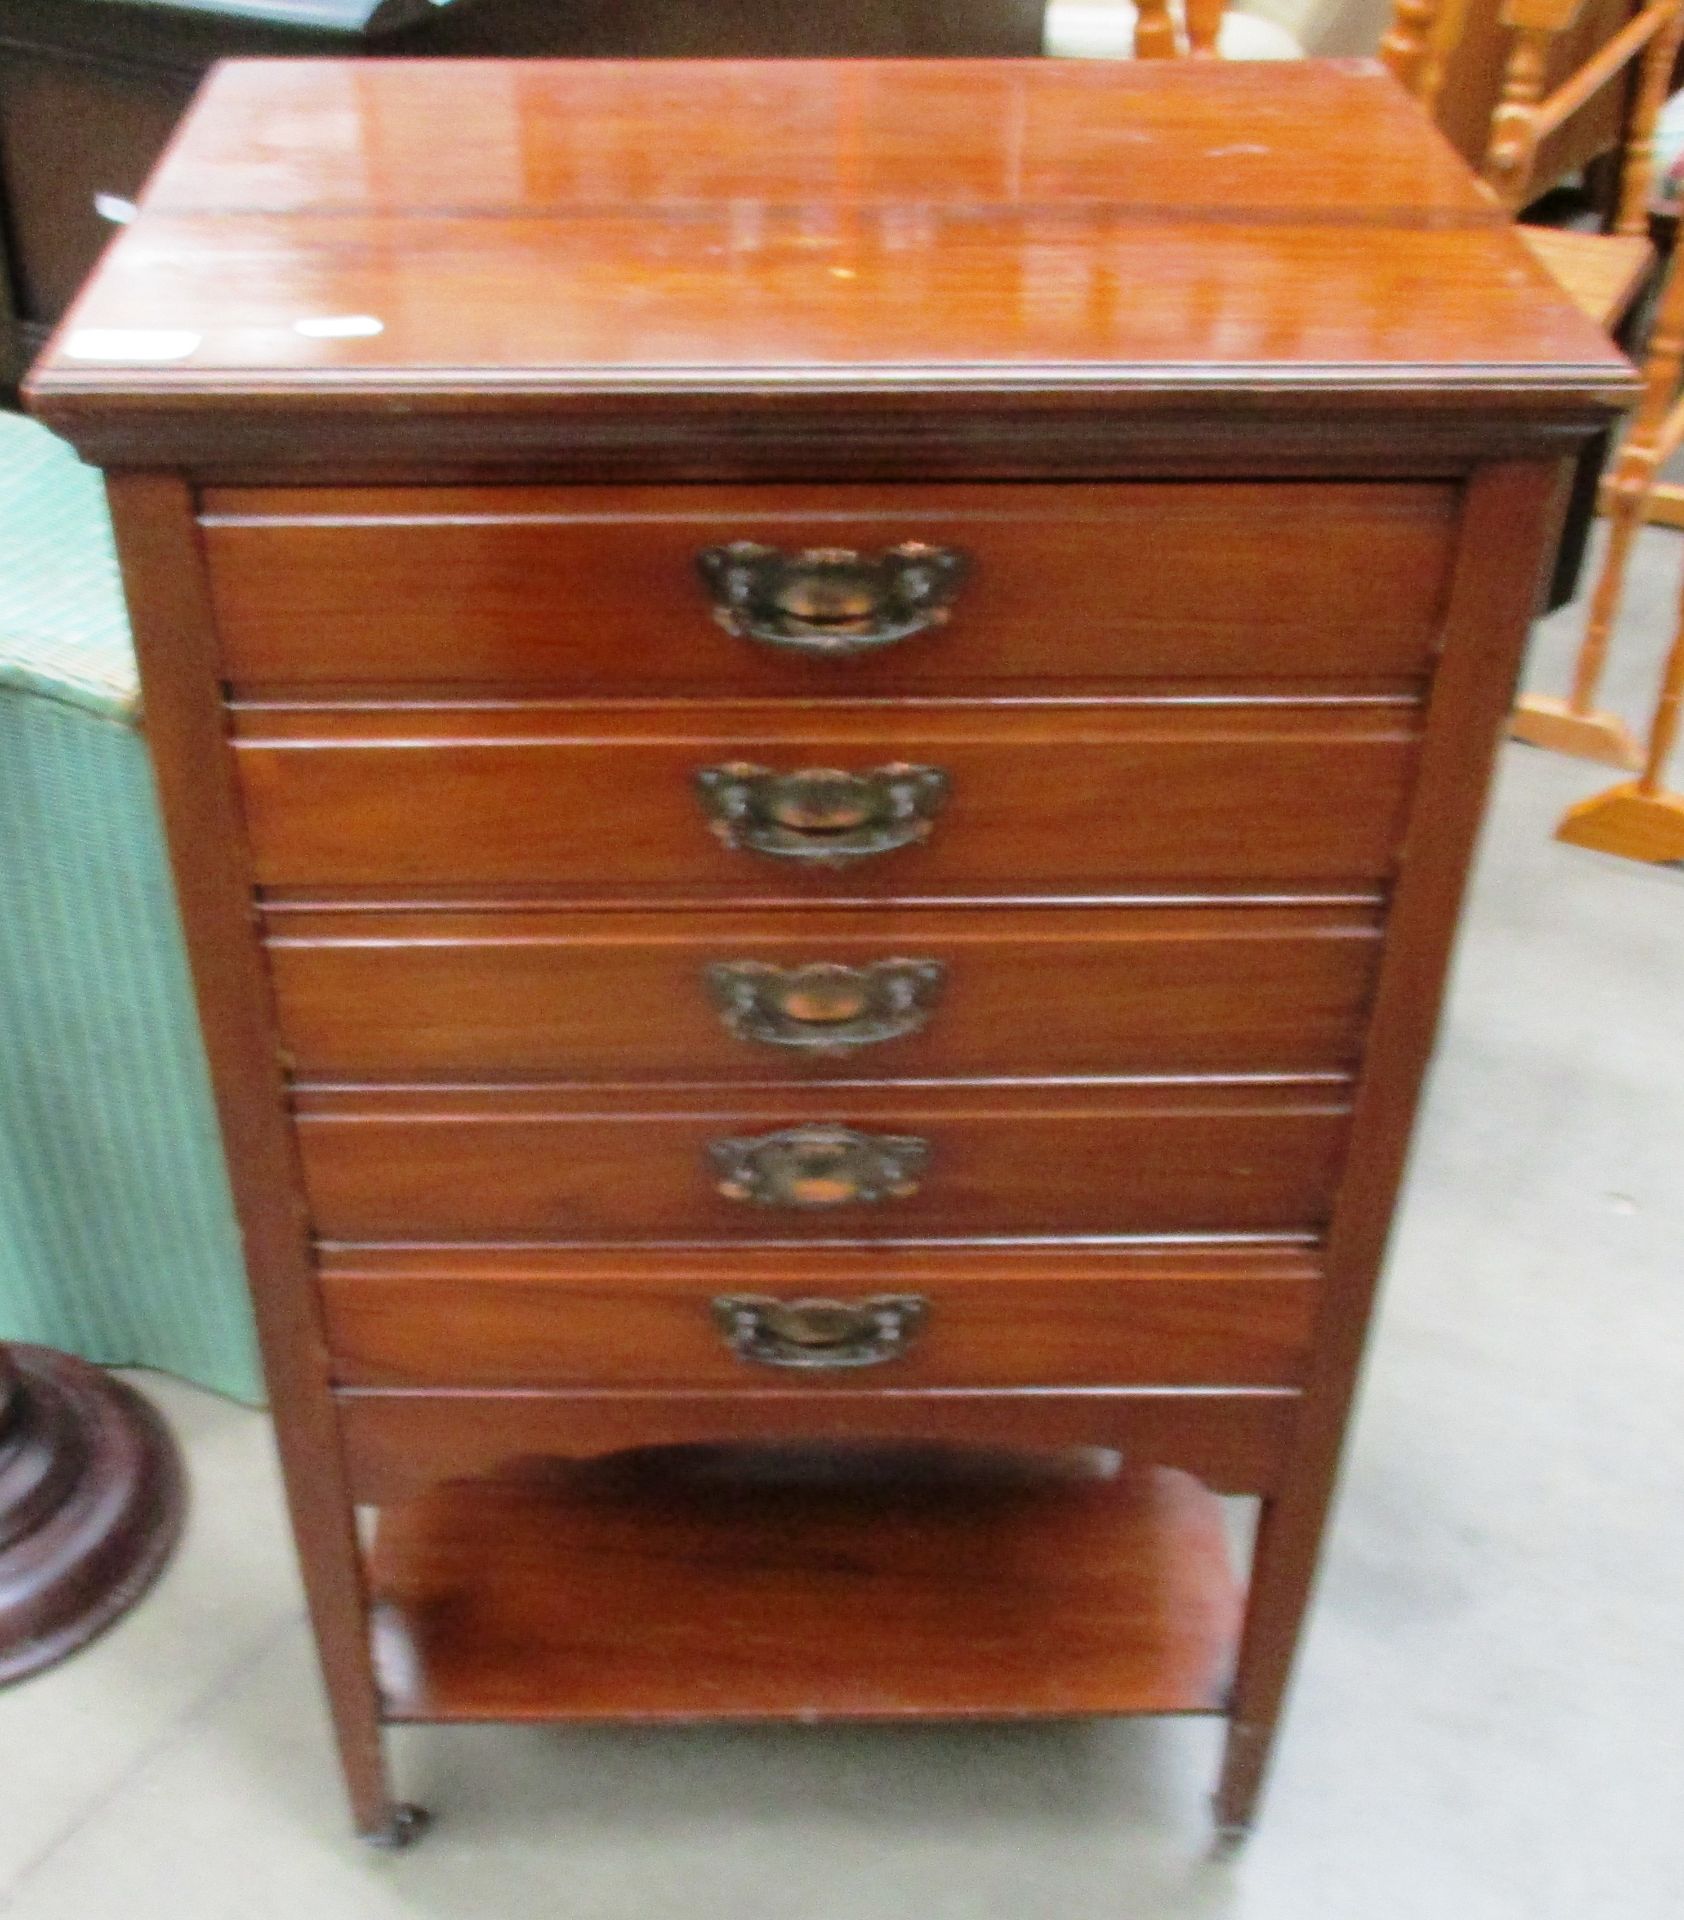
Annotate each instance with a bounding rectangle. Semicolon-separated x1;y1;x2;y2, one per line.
231;698;1424;897
368;1457;1242;1723
318;1243;1321;1390
0;1342;184;1685
336;1383;1299;1502
200;481;1457;690
100;475;396;1837
1215;461;1570;1832
265;900;1386;1082
294;1078;1353;1244
26;61;1632;473
44;56;1627;1845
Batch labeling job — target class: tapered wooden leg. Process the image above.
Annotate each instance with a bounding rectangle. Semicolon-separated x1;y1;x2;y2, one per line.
1211;1495;1303;1840
101;477;422;1847
276;1422;409;1843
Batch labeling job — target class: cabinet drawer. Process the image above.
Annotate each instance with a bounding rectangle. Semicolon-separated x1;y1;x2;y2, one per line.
202;482;1458;690
294;1080;1353;1243
234;699;1421;896
267;901;1384;1081
318;1245;1321;1390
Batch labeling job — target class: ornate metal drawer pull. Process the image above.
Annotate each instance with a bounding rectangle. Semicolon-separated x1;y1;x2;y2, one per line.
711;1293;928;1369
704;958;944;1051
694;763;949;864
696;540;968;657
708;1124;929;1208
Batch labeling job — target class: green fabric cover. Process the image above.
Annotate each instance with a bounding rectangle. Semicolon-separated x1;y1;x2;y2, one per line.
0;411;261;1403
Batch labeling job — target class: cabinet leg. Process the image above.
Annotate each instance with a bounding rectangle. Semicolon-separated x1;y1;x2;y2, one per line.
273;1409;403;1842
1208;1492;1316;1838
1213;1714;1273;1842
329;1689;399;1841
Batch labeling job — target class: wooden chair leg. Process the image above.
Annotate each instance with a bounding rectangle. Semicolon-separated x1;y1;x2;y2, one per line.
1637;479;1684;531
1511;463;1647;767
1523;248;1684;765
1557;552;1684;860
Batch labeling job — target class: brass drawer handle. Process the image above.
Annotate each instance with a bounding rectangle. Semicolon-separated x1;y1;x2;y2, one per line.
712;1293;928;1369
708;1124;929;1208
704;958;944;1051
696;541;968;657
695;763;949;864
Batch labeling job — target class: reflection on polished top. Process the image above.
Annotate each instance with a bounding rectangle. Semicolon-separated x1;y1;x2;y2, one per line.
29;58;1632;424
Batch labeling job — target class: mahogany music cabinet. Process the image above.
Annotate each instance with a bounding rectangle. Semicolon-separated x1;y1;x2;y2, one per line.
27;57;1631;1847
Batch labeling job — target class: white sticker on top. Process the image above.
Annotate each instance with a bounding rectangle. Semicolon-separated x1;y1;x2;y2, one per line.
62;328;202;363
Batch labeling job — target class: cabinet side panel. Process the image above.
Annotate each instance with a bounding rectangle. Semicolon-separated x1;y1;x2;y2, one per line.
1218;458;1568;1829
102;473;392;1834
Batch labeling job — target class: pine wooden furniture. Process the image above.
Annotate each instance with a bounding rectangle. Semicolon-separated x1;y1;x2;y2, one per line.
26;56;1632;1847
1378;0;1676;623
1557;482;1684;857
1431;0;1649;185
1126;0;1238;55
1557;634;1684;854
1547;250;1684;780
1481;0;1684;761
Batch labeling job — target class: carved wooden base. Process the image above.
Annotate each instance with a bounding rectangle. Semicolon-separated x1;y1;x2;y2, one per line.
1509;696;1644;769
0;1344;185;1686
1556;781;1684;864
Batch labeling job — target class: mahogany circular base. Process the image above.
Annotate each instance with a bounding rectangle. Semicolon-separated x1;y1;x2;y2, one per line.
0;1343;185;1687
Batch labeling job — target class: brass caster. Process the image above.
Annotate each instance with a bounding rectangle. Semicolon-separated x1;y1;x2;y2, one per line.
362;1803;432;1851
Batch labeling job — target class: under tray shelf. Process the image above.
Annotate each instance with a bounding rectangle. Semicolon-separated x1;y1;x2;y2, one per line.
369;1447;1242;1725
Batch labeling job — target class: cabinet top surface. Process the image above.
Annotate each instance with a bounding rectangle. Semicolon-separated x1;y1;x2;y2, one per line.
28;57;1632;454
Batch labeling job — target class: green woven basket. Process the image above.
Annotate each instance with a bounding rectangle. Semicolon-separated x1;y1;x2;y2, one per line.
0;411;261;1403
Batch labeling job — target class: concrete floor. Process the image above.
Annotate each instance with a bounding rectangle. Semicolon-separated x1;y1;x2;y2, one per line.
2;532;1682;1920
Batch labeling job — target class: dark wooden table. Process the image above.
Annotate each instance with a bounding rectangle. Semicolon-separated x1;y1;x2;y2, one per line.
0;0;1047;384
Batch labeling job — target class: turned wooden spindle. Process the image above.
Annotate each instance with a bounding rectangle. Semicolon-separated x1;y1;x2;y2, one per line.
1379;0;1446;105
1183;0;1225;55
0;1340;184;1684
1616;0;1684;234
1515;256;1684;768
1132;0;1180;58
1483;24;1551;210
1557;567;1684;861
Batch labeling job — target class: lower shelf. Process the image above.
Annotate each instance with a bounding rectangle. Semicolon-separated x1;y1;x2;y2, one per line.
369;1447;1241;1724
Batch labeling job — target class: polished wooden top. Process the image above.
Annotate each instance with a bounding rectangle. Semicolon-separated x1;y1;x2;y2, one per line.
28;58;1633;468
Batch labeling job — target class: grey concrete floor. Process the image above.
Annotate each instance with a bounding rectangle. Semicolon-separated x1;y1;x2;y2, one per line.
2;531;1681;1919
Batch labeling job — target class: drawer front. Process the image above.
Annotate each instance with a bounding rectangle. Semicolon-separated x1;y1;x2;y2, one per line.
318;1245;1321;1390
234;700;1421;895
203;482;1457;690
294;1081;1353;1243
268;902;1384;1081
